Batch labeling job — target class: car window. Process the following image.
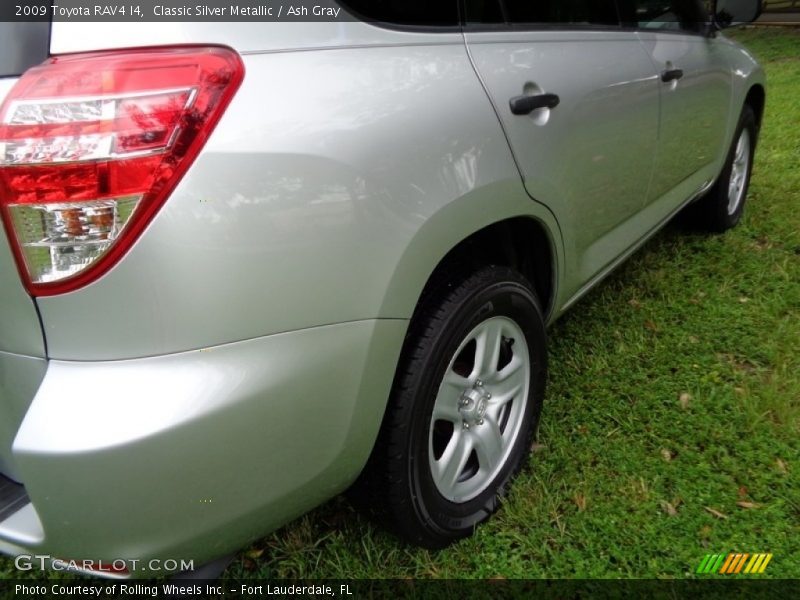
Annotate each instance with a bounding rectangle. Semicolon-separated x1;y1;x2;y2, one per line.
0;23;49;78
617;0;708;33
465;0;505;24
465;0;620;28
337;0;459;27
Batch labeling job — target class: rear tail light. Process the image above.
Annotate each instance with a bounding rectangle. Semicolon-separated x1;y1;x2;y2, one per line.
0;46;244;296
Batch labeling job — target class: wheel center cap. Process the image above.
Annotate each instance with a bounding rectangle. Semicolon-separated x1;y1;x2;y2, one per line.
459;383;489;425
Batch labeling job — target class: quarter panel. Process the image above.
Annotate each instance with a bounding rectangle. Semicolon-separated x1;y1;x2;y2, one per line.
36;44;560;360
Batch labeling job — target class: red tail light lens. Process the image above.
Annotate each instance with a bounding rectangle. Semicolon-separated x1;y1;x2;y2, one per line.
0;46;244;296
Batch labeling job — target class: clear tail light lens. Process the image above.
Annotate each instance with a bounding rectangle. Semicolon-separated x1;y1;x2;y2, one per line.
0;46;244;296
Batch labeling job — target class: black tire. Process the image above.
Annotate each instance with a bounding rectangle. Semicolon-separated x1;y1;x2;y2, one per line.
352;265;547;548
685;105;757;232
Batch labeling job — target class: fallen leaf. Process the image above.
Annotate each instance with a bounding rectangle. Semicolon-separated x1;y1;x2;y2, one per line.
733;359;757;373
532;442;547;452
753;237;772;251
689;336;700;344
679;393;692;410
735;387;746;396
738;486;748;498
739;297;750;304
704;507;728;520
574;494;587;512
661;448;676;462
644;320;659;332
247;548;264;559
699;525;713;539
661;501;678;516
776;459;788;474
737;501;759;509
629;298;642;309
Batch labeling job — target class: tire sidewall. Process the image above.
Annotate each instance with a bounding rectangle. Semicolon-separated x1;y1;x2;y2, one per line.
719;107;757;229
404;271;546;541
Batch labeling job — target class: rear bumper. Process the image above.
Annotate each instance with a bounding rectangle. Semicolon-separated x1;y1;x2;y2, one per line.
0;319;405;578
0;351;47;480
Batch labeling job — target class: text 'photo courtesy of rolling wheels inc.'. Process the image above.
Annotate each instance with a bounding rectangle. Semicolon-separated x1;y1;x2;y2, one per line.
13;583;359;598
0;0;798;598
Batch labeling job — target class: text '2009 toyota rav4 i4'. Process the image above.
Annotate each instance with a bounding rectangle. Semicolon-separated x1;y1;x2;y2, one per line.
0;0;764;579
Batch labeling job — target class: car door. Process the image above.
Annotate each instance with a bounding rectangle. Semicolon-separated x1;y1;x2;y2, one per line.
463;0;662;298
619;0;734;210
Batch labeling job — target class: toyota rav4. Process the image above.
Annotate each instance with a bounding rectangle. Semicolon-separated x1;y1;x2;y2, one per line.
0;0;764;578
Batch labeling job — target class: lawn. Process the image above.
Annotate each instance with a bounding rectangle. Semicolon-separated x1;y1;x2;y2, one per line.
223;27;800;580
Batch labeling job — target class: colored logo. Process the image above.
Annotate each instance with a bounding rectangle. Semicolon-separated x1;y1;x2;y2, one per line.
697;553;773;575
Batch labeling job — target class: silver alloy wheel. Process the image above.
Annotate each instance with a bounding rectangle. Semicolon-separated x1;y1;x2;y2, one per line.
428;316;530;503
727;129;751;216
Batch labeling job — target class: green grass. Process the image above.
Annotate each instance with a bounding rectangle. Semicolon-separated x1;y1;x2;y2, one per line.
222;28;800;580
1;28;798;583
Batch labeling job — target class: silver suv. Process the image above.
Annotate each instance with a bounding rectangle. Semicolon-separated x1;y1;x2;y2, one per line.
0;0;764;578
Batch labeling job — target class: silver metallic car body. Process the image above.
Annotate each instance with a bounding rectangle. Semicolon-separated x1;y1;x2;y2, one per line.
0;18;764;576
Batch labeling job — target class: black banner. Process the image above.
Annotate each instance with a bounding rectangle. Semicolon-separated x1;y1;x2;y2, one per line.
1;579;797;600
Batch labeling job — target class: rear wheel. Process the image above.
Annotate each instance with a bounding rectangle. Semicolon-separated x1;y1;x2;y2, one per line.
686;105;757;232
353;265;547;548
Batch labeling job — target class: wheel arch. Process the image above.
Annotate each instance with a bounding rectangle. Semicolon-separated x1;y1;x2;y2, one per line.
413;218;556;322
744;83;766;134
376;183;562;326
